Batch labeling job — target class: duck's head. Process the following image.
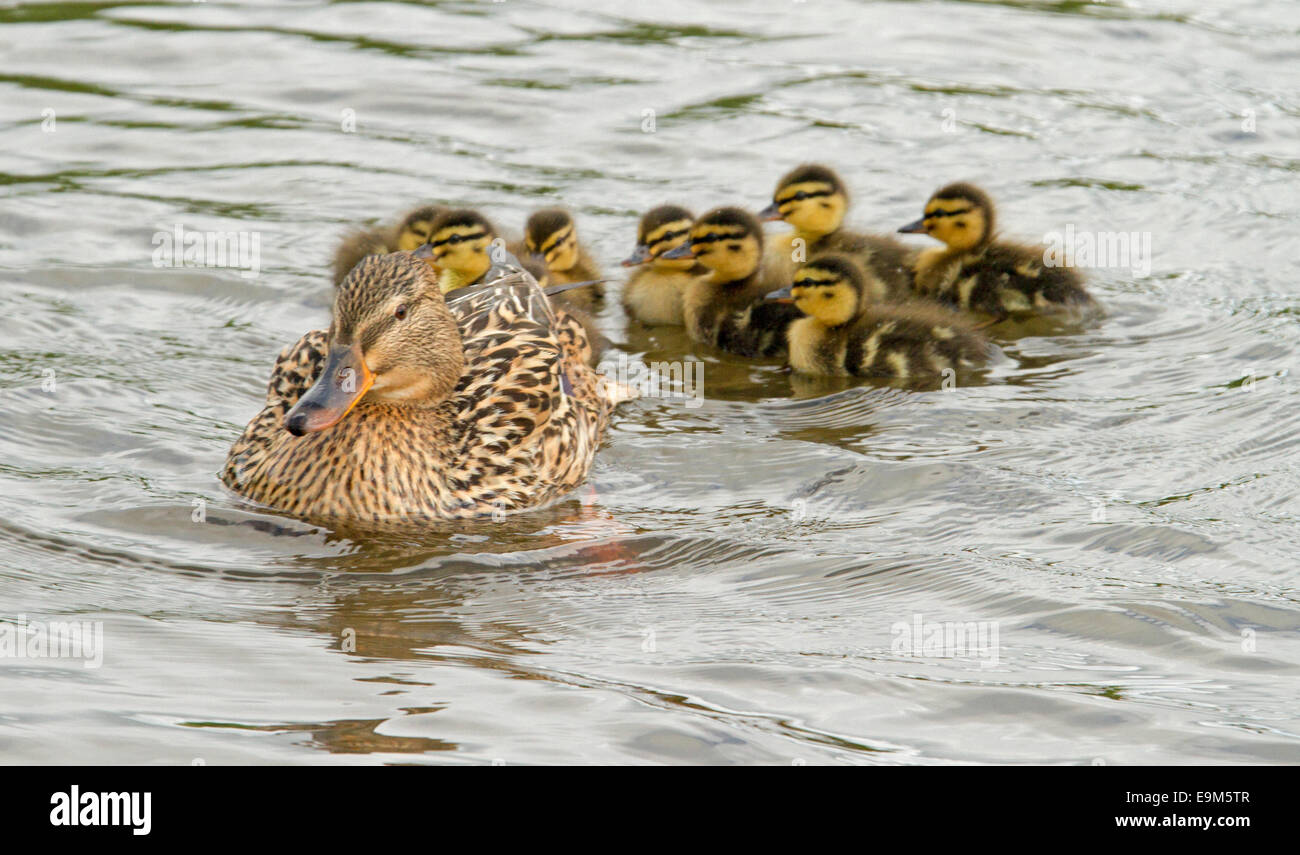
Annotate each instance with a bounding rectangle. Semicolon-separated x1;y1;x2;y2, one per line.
283;253;465;436
423;209;498;286
759;164;848;238
621;204;696;270
524;208;581;274
772;255;869;328
393;205;447;252
898;182;995;252
661;206;763;282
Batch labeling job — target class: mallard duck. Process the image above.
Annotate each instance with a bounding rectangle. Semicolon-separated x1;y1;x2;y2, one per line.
769;254;989;379
620;204;706;327
898;182;1099;318
661;206;799;358
330;205;446;286
221;251;627;522
520;208;604;311
758;164;914;298
423;208;500;294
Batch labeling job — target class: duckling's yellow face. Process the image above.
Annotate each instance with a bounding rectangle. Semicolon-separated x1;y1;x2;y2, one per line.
646;218;696;270
917;195;988;251
772;180;847;236
427;220;493;281
688;222;761;281
791;268;859;327
526;217;580;273
394;217;437;252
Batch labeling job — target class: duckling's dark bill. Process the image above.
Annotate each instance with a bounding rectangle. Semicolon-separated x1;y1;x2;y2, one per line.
897;218;927;234
765;287;793;303
758;202;782;222
284;343;374;436
659;243;695;260
620;244;651;266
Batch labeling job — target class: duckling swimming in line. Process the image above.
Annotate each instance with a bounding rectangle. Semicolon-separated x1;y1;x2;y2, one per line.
759;164;914;298
769;254;989;379
663;206;799;358
898;182;1099;319
620;204;706;327
521;208;604;311
221;251;626;522
424;208;500;294
331;205;446;286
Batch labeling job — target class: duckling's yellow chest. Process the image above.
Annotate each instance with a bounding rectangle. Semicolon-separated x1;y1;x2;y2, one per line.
786;317;846;376
624;268;697;326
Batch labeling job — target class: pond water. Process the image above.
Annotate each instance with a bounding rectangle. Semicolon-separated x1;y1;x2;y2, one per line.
1;0;1298;764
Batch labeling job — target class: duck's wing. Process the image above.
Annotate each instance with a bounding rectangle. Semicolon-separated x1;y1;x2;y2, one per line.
446;251;560;338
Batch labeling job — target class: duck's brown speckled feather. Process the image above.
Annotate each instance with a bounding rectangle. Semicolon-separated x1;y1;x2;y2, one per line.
221;273;612;522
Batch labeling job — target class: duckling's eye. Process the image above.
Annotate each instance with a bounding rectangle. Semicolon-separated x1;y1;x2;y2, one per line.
394;304;408;320
728;242;742;252
793;191;809;201
822;292;834;300
954;221;966;229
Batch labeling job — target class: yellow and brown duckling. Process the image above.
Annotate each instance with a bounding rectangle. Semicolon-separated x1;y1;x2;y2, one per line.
770;254;989;379
330;204;446;286
759;164;914;298
519;208;604;311
662;206;800;358
898;182;1099;319
221;251;626;522
423;208;500;294
620;204;707;327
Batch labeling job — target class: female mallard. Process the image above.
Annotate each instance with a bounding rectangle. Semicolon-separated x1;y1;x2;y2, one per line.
898;182;1099;319
769;254;989;379
661;206;799;358
331;204;446;286
221;251;626;522
620;204;706;327
759;164;914;298
520;208;604;311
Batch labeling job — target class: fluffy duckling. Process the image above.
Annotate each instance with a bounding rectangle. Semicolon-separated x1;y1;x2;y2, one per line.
424;208;500;294
520;208;604;311
898;182;1099;318
759;164;914;298
222;251;625;522
330;205;445;286
620;204;707;326
662;207;799;358
772;255;989;379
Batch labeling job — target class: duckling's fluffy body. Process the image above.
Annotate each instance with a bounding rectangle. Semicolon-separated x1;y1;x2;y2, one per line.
760;164;914;299
222;253;621;522
784;255;988;379
621;205;706;326
901;182;1098;318
519;208;604;312
677;207;799;358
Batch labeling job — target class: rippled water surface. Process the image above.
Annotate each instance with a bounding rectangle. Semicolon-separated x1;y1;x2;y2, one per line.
2;0;1299;764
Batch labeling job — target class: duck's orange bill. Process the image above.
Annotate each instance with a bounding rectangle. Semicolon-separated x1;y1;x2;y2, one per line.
283;343;374;436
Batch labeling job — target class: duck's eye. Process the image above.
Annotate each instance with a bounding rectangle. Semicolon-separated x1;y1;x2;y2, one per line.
822;292;834;300
793;191;808;201
728;242;742;252
394;304;408;320
954;221;966;229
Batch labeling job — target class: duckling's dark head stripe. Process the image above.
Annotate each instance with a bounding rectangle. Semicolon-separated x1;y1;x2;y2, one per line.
639;204;694;242
525;208;573;247
930;182;993;213
797;254;865;289
429;229;489;249
695;206;762;244
775;163;847;199
429;209;497;238
647;225;690;252
400;205;447;229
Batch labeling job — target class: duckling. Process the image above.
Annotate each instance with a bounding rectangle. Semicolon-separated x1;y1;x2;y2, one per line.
898;182;1098;318
330;205;446;286
221;251;626;522
759;164;914;298
662;207;800;358
424;208;499;294
772;254;989;379
519;208;604;311
620;204;707;327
